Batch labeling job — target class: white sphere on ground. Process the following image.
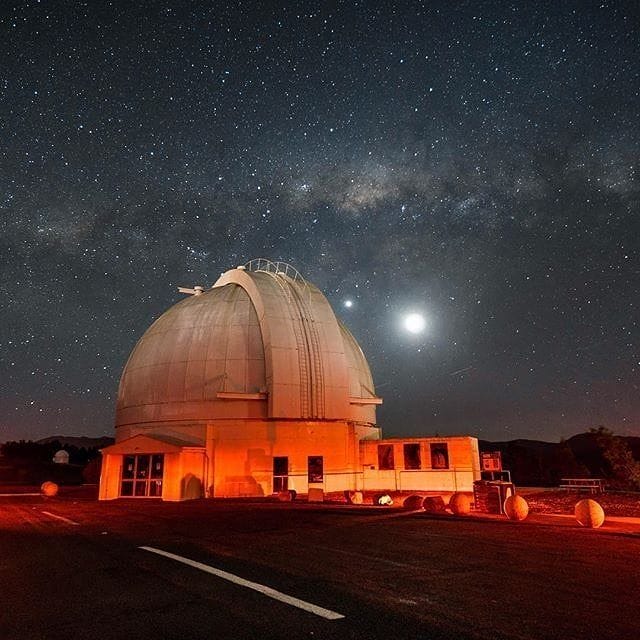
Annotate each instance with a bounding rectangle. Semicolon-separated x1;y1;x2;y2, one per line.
575;499;605;528
504;494;529;521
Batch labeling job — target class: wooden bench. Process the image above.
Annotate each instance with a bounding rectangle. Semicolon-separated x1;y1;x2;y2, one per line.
559;478;605;494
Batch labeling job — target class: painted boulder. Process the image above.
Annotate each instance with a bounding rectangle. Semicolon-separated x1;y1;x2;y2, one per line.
422;496;447;513
504;494;529;521
575;499;605;528
449;492;472;515
402;494;425;510
41;481;59;497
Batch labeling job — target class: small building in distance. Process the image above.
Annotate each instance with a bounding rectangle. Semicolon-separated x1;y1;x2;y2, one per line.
99;260;480;501
52;449;70;464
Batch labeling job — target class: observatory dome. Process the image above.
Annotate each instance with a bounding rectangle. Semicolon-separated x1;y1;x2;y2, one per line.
115;261;379;440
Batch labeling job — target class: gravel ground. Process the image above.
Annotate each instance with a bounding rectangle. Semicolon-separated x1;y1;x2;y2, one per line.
3;483;639;518
524;489;640;517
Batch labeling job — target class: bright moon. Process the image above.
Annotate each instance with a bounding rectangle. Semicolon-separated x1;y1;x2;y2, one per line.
404;313;426;334
343;299;353;308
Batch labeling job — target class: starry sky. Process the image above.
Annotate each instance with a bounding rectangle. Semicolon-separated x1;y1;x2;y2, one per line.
1;1;638;443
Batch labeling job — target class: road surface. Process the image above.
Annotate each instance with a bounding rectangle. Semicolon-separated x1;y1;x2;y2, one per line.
1;494;639;639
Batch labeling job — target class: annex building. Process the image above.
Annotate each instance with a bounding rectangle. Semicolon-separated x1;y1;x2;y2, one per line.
99;260;479;501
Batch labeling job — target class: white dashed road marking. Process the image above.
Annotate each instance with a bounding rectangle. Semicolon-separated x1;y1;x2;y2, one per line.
0;493;41;496
41;511;80;526
139;545;345;620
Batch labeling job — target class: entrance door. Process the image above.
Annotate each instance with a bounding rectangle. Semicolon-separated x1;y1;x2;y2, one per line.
273;456;288;492
120;454;164;497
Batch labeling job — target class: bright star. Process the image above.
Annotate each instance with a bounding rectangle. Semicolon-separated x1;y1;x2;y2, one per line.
344;299;354;308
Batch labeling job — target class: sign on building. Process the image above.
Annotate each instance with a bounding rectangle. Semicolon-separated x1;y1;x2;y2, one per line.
481;451;502;472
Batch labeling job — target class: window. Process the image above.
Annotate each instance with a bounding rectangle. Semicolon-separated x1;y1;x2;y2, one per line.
308;456;324;483
403;443;421;470
378;444;395;470
120;454;164;497
430;443;449;469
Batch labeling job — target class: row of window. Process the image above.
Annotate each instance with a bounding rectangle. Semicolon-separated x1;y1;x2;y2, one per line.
274;455;324;483
377;443;449;471
282;444;451;480
119;445;450;497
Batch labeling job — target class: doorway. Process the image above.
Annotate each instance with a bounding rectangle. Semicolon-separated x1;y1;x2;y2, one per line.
120;454;164;497
273;456;288;492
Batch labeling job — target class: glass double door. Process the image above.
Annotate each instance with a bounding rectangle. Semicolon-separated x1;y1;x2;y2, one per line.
121;454;164;497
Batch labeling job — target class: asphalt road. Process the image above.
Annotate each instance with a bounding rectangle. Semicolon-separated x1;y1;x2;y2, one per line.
1;494;639;640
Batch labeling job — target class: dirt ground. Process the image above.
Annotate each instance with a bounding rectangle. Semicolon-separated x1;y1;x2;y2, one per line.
521;489;640;517
4;483;639;517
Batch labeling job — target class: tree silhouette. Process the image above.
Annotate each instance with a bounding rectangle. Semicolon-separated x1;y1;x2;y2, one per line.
590;427;640;491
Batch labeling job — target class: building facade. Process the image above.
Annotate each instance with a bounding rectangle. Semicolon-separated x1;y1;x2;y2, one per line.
99;260;479;500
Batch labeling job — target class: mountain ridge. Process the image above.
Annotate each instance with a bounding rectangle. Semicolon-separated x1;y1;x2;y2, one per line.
480;432;640;486
35;435;115;449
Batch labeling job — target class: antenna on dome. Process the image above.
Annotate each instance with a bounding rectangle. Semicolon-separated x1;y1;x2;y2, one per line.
178;286;205;296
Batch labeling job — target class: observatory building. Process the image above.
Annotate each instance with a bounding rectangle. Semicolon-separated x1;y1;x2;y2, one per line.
99;260;479;500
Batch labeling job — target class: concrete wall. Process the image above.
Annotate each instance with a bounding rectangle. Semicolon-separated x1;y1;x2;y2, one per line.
98;452;121;500
207;420;380;497
99;440;206;501
100;427;479;500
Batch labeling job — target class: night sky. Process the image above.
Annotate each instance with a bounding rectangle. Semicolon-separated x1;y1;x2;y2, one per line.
1;1;638;443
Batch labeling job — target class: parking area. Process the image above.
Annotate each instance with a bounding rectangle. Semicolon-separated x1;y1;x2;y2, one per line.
1;493;639;639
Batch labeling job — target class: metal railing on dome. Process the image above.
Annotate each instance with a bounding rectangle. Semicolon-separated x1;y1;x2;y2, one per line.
244;258;307;285
244;258;311;307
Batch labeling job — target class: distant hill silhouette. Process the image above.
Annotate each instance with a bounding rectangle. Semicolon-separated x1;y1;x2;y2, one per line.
480;432;640;487
0;435;114;484
7;432;638;488
36;435;114;449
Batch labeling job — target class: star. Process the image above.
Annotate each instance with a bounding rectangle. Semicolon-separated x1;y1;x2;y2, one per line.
0;1;635;443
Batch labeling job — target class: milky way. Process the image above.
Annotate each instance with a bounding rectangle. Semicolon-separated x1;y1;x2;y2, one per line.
1;1;638;442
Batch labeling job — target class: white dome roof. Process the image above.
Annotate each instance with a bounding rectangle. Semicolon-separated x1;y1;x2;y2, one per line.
116;262;380;430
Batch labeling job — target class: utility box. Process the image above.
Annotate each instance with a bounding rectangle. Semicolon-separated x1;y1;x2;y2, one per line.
308;487;324;503
473;480;515;514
